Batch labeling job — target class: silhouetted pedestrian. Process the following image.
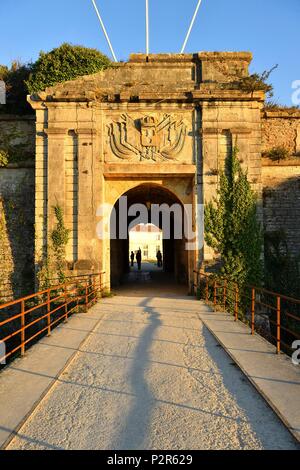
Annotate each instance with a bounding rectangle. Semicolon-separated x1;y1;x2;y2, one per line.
156;250;163;268
136;248;142;271
130;251;135;267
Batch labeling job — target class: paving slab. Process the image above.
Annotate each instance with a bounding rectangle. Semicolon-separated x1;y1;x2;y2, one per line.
198;306;300;443
0;305;105;449
4;296;299;450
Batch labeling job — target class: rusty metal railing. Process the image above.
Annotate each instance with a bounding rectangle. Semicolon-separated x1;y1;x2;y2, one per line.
0;272;106;365
194;270;300;355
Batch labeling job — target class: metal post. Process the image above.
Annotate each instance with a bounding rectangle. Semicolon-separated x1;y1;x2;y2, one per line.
76;281;80;313
92;276;96;303
213;280;217;310
85;279;89;311
223;280;227;311
91;0;118;62
277;296;281;354
21;300;25;356
251;288;255;335
64;283;68;322
181;0;203;53
47;288;51;336
234;284;239;321
205;276;209;302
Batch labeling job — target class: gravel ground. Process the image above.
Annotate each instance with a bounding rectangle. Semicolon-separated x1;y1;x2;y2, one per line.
7;295;298;450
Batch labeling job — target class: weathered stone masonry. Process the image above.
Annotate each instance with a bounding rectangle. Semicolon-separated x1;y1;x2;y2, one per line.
262;109;300;257
0;115;35;300
28;52;267;288
1;53;300;296
262;109;300;155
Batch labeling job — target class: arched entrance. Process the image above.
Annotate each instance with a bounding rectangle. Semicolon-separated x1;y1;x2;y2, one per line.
110;183;189;288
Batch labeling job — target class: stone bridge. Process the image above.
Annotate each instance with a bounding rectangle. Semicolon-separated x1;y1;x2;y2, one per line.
0;276;299;450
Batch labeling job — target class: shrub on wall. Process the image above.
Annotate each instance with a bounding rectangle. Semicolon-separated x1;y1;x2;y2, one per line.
264;100;300;112
26;43;112;93
263;146;290;162
238;65;278;99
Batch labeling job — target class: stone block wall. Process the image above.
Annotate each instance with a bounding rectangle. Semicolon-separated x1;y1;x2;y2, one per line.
0;115;35;160
262;110;300;155
262;161;300;257
0;167;35;301
65;131;78;263
2;55;300;297
0;114;35;300
201;100;264;262
261;110;300;258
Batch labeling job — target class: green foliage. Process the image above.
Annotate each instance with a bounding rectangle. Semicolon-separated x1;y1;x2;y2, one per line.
51;205;70;247
0;65;9;80
26;43;111;93
50;205;70;283
238;65;278;98
205;147;263;287
0;149;9;167
0;61;33;115
37;252;54;290
0;125;33;166
263;146;290;162
264;100;300;112
0;44;111;114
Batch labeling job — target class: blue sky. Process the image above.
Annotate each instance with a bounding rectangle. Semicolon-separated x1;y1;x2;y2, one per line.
0;0;299;104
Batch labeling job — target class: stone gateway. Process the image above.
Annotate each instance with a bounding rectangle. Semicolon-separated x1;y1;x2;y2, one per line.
26;53;279;289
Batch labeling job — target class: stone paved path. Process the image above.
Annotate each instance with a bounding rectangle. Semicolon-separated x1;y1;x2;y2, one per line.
7;295;298;450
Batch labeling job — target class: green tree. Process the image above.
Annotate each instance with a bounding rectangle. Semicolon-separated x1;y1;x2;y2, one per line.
26;43;111;93
0;61;33;114
205;148;263;287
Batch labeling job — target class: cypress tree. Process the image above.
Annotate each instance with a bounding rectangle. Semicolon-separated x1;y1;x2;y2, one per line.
205;147;263;288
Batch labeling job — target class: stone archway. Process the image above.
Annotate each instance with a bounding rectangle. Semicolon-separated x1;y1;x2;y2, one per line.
28;52;264;293
109;183;190;288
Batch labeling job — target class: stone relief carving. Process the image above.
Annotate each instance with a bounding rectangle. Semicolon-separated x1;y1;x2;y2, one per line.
107;114;187;161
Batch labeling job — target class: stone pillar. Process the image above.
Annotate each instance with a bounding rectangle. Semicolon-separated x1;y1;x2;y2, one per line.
75;128;100;271
231;127;251;169
44;127;67;234
201;128;219;263
296;125;300;154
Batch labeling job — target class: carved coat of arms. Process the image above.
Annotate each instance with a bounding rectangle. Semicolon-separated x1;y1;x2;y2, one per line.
107;114;187;161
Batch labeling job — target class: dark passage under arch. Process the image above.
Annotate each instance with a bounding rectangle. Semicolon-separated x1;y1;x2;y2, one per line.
110;184;189;288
